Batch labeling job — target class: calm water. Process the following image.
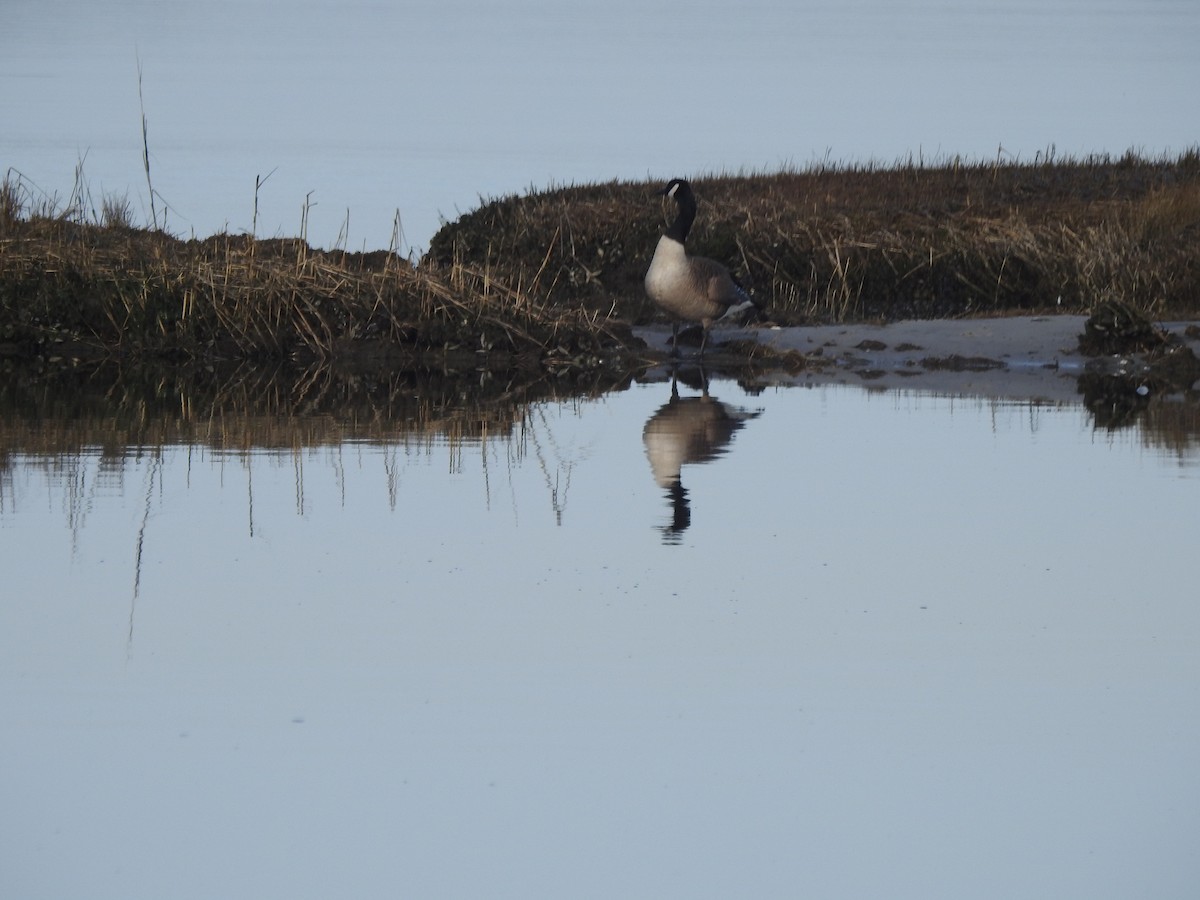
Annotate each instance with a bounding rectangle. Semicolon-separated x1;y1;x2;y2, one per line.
4;0;1199;252
2;369;1199;898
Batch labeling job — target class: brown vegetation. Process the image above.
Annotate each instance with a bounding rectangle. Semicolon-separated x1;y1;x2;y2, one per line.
0;175;629;368
3;151;1199;372
428;149;1200;325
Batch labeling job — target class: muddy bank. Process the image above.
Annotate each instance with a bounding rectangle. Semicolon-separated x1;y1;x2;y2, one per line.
4;314;1198;466
637;314;1200;404
631;313;1200;458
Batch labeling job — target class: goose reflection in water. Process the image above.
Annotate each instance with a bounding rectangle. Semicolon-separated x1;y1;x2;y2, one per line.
642;371;762;542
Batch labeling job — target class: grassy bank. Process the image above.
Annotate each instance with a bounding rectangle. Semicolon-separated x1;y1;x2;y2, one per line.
0;176;629;369
3;151;1199;369
429;150;1200;325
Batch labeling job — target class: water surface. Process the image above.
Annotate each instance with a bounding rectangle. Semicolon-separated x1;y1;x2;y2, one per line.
2;369;1198;898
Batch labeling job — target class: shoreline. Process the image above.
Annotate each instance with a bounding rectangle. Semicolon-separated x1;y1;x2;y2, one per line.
4;315;1198;458
5;154;1199;369
636;315;1200;404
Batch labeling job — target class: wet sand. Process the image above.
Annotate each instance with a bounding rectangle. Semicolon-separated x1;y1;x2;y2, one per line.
635;315;1200;403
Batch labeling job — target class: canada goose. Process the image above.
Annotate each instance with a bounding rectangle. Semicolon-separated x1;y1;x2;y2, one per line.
644;178;756;356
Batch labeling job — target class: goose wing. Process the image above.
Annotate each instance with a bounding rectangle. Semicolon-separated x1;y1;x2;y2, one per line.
689;256;751;310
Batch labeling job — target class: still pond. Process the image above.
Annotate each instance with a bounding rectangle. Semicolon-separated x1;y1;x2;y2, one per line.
2;365;1198;898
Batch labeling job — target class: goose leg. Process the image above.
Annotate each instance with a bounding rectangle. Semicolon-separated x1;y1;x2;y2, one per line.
670;321;680;357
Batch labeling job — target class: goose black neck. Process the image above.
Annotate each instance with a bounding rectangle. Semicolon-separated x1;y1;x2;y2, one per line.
665;190;696;243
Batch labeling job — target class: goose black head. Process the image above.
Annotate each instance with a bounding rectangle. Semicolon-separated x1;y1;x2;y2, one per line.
656;178;693;201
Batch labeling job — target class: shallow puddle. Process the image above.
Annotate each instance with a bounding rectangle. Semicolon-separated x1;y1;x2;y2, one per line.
2;369;1199;898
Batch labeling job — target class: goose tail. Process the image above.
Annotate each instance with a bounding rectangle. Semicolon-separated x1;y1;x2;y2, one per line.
721;275;765;323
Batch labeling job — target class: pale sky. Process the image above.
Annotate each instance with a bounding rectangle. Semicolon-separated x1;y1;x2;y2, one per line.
3;0;1198;250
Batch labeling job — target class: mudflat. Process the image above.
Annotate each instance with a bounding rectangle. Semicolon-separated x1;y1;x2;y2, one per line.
635;315;1200;403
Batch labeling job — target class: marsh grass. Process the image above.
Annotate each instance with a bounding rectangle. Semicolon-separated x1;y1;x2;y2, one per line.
4;151;1198;369
0;172;629;367
428;149;1200;325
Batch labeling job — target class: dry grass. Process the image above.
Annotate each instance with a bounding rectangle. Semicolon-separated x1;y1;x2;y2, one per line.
0;173;629;367
4;151;1199;369
428;149;1200;325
